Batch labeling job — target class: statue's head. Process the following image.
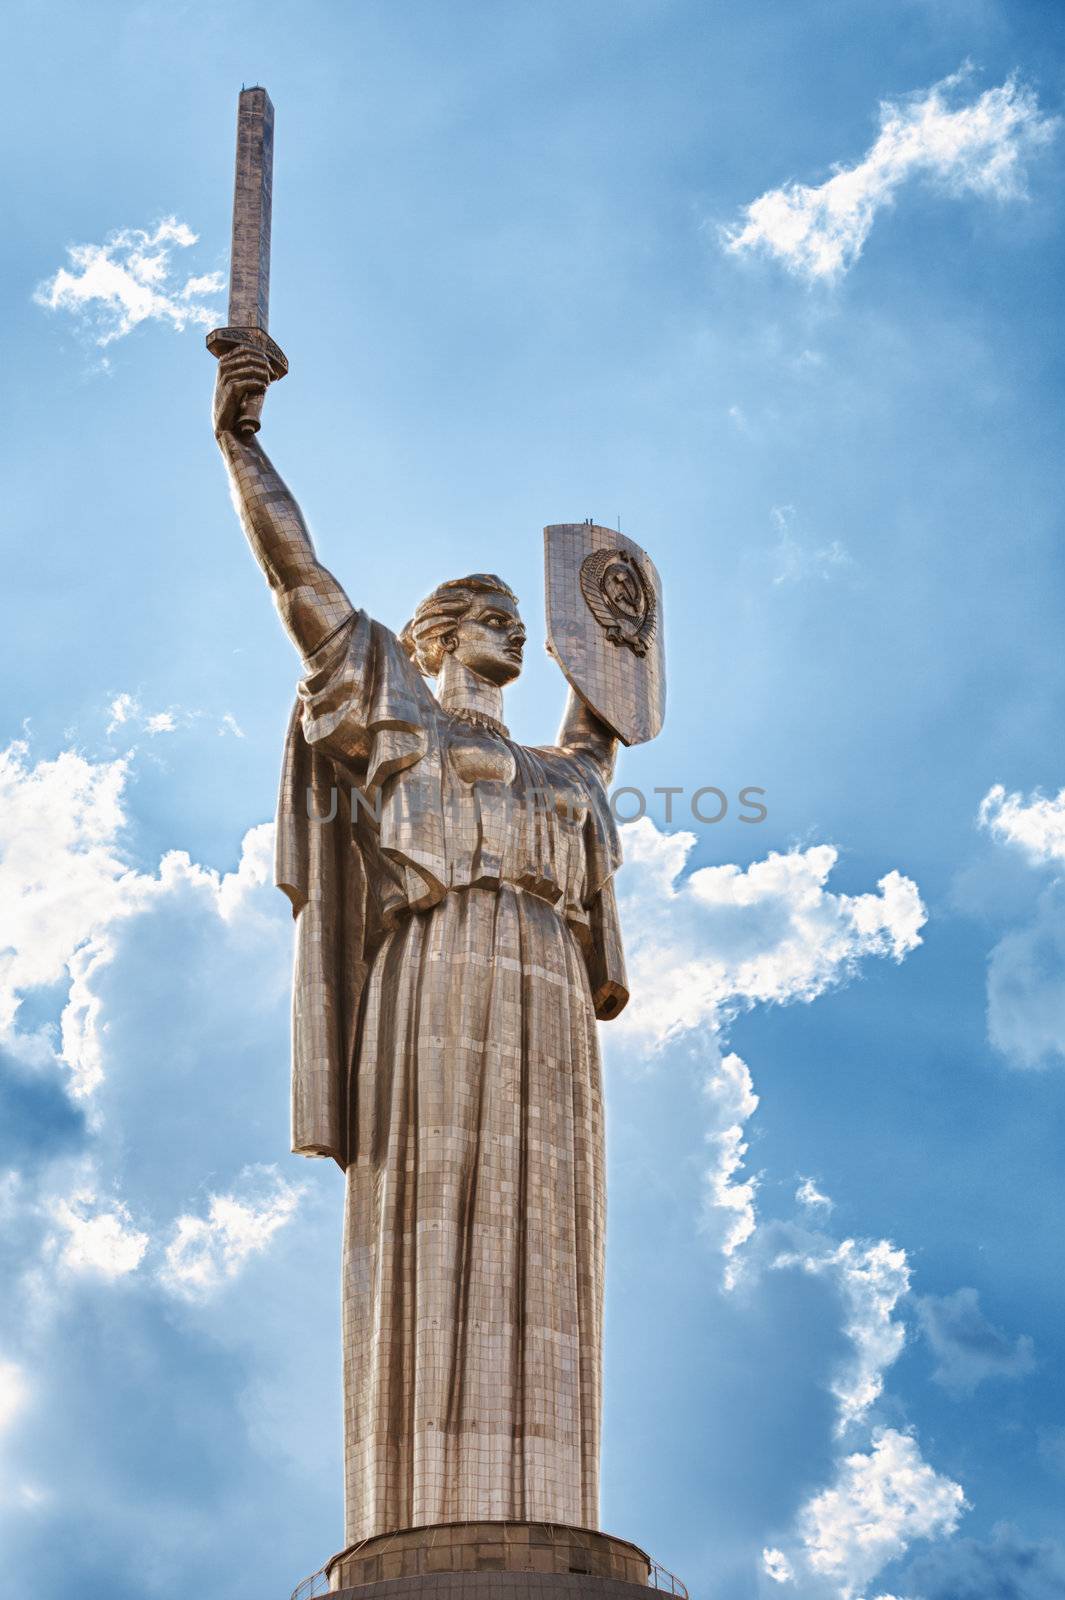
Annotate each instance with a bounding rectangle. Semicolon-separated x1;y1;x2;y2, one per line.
400;574;525;687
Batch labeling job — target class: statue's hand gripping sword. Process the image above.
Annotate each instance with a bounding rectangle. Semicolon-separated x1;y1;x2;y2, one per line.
207;87;287;437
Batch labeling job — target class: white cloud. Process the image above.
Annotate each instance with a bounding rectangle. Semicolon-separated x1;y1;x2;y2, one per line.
763;1546;795;1584
0;738;281;1095
107;695;244;743
776;1237;911;1432
611;820;925;1309
798;1430;967;1599
105;693;138;734
34;217;223;347
977;784;1065;1068
611;821;951;1599
702;1052;759;1284
771;505;854;585
723;67;1057;281
917;1287;1035;1395
0;741;147;1050
0;1361;28;1434
160;1167;305;1298
0;731;329;1582
614;820;926;1050
50;1192;148;1279
796;1177;834;1213
106;694;185;739
979;783;1065;864
986;880;1065;1069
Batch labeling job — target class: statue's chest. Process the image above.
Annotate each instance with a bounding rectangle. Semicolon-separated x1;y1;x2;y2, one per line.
434;724;590;898
447;729;517;787
444;730;588;830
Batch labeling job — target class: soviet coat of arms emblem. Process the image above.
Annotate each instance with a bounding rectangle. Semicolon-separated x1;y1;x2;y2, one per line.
579;547;657;657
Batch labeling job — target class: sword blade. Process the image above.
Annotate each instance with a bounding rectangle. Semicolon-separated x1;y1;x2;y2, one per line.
227;86;274;332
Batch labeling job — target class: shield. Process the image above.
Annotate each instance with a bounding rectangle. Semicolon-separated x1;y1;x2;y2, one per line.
544;522;665;746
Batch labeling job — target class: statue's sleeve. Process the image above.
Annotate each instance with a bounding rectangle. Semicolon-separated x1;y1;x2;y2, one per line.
295;608;434;778
584;879;628;1021
275;610;438;1168
564;746;629;1023
276;722;366;1168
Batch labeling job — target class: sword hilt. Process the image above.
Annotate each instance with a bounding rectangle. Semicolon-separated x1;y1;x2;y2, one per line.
206;325;288;439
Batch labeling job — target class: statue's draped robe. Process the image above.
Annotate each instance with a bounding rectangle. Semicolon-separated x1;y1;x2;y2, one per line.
275;611;627;1543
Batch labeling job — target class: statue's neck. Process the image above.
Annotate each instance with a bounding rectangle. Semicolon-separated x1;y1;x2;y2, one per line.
437;656;507;733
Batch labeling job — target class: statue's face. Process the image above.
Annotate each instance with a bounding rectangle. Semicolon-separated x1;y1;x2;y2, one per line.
450;591;526;686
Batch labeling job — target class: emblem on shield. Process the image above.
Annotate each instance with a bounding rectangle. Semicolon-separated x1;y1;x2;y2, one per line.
545;522;666;746
579;547;657;657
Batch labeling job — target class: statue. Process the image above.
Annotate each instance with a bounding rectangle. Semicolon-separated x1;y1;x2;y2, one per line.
208;88;666;1575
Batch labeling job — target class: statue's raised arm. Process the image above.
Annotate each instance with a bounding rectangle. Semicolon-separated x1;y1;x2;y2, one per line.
213;349;352;658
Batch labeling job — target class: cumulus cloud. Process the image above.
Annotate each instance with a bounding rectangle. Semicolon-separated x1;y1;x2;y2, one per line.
798;1429;966;1598
979;783;1065;864
614;819;925;1051
612;817;925;1368
775;1237;911;1432
33;217;223;347
701;1052;760;1283
753;1239;969;1597
0;731;332;1589
917;1287;1035;1395
796;1178;834;1214
611;813;958;1600
976;783;1065;1068
0;738;284;1095
160;1167;305;1299
50;1191;148;1279
0;741;147;1053
723;67;1057;281
763;1546;795;1583
751;1223;955;1596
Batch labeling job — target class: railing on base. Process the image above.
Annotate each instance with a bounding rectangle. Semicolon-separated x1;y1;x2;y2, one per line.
649;1561;689;1599
290;1568;329;1600
291;1554;688;1599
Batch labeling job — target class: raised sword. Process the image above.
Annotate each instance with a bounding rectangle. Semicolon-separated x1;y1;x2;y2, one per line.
207;86;288;436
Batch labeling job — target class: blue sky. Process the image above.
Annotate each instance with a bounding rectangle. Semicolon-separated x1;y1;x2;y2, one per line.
2;1;1065;1596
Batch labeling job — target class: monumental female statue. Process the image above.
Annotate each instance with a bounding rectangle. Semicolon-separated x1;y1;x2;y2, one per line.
212;343;667;1550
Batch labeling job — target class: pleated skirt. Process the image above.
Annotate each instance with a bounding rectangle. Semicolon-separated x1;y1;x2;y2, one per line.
342;884;605;1542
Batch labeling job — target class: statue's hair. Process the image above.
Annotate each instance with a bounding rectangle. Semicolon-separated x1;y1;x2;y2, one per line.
399;574;519;677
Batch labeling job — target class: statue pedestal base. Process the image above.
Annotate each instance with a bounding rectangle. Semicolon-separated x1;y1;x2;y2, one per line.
329;1575;669;1600
305;1523;684;1599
